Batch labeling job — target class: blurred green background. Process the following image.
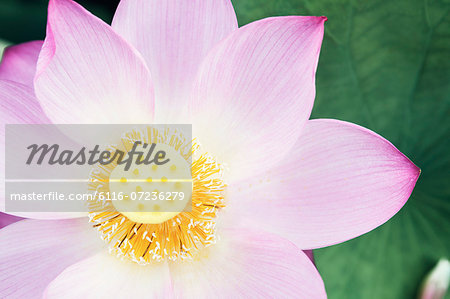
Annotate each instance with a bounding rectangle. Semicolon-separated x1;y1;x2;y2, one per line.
1;0;449;298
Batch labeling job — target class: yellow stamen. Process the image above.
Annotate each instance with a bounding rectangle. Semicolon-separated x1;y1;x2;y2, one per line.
88;127;225;264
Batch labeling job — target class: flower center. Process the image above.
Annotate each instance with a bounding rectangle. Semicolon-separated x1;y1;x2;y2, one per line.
88;127;226;264
108;143;191;224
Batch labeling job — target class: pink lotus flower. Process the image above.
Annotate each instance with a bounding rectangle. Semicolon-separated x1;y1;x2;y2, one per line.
0;0;420;297
420;259;450;299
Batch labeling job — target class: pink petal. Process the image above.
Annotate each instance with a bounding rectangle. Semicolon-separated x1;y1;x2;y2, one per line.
304;250;315;264
112;0;238;122
0;80;46;214
0;80;83;219
0;41;43;87
0;212;23;228
190;16;326;181
0;80;49;125
0;218;104;298
2;211;88;220
227;119;420;249
169;228;326;298
34;0;155;124
44;252;172;298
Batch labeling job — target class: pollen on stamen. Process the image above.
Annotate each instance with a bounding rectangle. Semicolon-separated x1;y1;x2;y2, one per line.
87;128;226;265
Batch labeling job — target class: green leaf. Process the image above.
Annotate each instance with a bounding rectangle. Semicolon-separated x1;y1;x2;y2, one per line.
0;39;10;56
233;0;450;298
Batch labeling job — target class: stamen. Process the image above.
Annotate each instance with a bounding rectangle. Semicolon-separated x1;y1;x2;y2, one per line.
88;127;226;264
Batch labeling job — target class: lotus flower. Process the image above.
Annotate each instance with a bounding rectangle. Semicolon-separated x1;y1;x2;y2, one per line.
0;0;420;297
420;259;450;299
